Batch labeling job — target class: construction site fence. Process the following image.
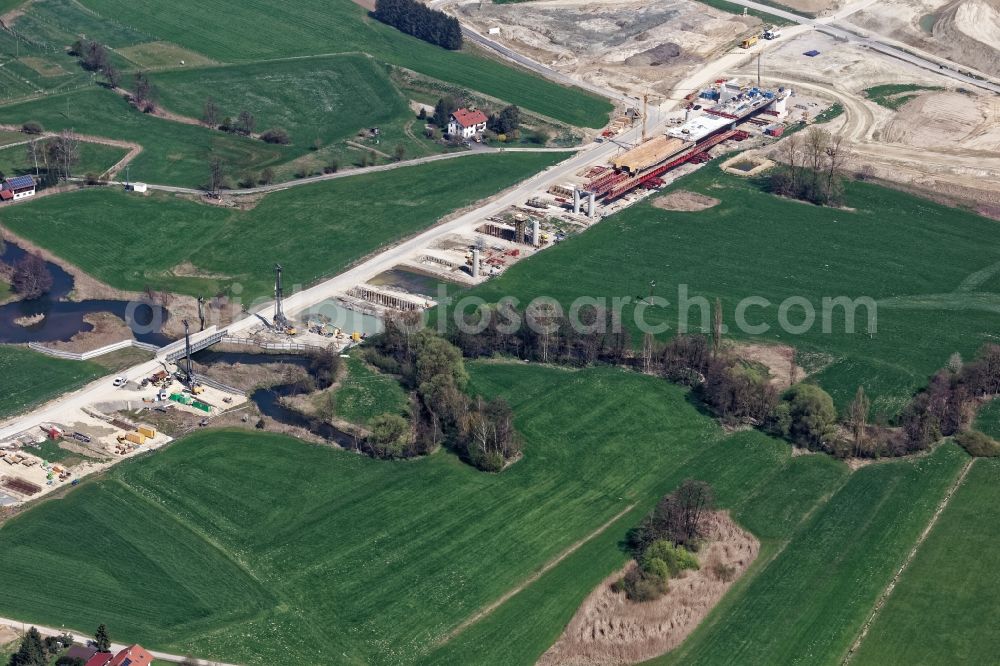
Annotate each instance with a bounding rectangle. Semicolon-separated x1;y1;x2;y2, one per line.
28;339;161;361
219;336;321;353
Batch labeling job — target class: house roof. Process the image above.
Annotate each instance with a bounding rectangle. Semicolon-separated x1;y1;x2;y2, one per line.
3;175;35;190
0;189;13;200
450;108;488;128
109;644;154;666
85;653;114;666
66;646;99;661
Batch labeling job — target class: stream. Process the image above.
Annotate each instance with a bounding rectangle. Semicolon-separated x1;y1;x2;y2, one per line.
0;242;172;345
192;349;357;446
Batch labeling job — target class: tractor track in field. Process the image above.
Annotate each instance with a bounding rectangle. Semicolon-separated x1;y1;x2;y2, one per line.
842;456;976;664
435;502;636;647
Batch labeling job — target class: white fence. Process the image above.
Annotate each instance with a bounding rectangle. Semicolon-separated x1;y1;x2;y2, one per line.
28;339;161;361
220;336;320;353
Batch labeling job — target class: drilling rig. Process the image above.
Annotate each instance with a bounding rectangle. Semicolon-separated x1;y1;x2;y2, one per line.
180;319;203;393
273;263;296;335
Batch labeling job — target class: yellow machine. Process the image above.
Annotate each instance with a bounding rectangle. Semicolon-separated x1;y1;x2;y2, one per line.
741;35;759;49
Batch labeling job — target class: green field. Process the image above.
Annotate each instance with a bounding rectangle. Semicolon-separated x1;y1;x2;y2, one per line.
863;84;943;110
8;0;611;129
0;361;972;665
655;444;967;665
457;165;1000;415
0;364;729;663
0;151;565;299
334;355;409;427
852;458;998;665
0;88;295;188
149;55;411;151
0;346;105;421
0;139;127;179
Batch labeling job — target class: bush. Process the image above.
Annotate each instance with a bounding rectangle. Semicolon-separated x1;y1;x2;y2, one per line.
955;430;1000;457
21;121;43;135
367;413;411;458
260;128;291;144
621;565;668;602
781;383;837;450
710;560;737;582
643;539;700;577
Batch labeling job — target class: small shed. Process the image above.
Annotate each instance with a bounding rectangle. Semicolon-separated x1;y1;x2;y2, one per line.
126;181;148;193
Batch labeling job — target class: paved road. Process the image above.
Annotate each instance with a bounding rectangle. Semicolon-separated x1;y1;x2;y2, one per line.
723;0;1000;94
0;616;241;665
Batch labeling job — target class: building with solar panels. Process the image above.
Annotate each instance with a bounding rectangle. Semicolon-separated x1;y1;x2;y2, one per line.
0;174;35;201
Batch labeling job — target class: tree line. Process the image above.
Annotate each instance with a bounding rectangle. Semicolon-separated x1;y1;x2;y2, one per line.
373;0;462;50
366;313;521;471
437;300;1000;459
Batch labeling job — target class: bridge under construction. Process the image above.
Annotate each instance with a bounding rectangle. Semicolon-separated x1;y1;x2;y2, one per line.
588;79;792;201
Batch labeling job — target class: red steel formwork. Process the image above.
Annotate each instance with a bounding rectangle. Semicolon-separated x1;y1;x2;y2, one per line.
604;130;737;200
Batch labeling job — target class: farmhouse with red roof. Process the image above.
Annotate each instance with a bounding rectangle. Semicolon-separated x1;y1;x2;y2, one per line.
0;175;35;201
447;108;488;139
85;644;154;666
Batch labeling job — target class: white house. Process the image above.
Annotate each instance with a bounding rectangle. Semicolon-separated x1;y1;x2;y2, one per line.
448;108;488;139
0;175;35;201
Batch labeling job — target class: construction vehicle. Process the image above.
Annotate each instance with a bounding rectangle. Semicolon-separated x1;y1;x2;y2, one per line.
191;385;205;395
763;28;781;40
741;35;759;49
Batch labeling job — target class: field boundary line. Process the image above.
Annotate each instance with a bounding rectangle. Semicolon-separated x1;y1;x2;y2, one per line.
842;456;975;664
435;503;636;646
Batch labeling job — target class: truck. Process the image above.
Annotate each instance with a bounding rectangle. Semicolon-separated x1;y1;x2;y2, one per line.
741;35;759;49
763;28;781;40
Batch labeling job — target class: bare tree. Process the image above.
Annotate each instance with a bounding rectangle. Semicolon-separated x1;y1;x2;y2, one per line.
12;252;53;299
103;64;121;89
781;132;802;192
202;97;220;127
823;133;849;204
25;139;40;177
642;331;655;374
43;130;80;180
712;297;723;357
236;110;256;136
208;157;225;194
849;385;870;457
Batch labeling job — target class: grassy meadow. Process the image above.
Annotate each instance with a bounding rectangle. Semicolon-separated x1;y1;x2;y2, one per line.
0;346;105;421
852;458;999;665
4;0;611;129
0;139;127;178
0;151;565;299
334;355;410;427
458;165;1000;416
0;360;973;665
0;88;296;188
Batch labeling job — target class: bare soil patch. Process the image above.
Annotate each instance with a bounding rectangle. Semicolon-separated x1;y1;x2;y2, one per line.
732;342;808;389
651;190;720;212
538;511;758;665
46;312;132;352
191;357;310;393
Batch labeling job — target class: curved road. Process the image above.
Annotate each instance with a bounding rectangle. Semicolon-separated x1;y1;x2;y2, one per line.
101;144;587;196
